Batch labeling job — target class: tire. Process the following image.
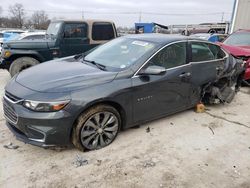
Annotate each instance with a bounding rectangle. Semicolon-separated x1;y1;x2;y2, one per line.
72;105;121;151
208;29;217;34
9;57;40;77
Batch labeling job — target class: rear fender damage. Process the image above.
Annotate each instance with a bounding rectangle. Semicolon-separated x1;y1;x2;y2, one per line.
201;56;246;104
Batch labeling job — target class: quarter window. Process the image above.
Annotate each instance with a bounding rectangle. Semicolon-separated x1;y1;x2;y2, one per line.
208;44;226;59
92;22;115;41
64;23;87;38
191;42;215;62
149;42;187;69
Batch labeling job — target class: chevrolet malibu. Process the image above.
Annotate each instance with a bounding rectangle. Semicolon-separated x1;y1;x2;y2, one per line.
3;34;245;151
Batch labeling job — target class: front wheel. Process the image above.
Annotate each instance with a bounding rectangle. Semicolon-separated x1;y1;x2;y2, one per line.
9;57;40;77
72;105;121;151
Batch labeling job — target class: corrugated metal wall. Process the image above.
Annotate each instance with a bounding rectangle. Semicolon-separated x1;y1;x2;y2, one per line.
231;0;250;32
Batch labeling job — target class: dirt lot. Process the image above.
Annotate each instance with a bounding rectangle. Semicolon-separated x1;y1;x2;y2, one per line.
0;69;250;188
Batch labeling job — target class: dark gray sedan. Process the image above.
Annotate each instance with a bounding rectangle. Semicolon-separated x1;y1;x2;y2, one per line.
3;34;245;151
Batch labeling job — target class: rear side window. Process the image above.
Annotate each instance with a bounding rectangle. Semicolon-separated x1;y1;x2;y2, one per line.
208;44;226;59
150;42;187;69
92;22;115;41
64;23;87;38
191;42;214;62
218;35;227;42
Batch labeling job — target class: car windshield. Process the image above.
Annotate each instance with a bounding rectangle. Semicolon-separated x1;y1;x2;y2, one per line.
46;22;62;36
224;32;250;46
84;37;157;70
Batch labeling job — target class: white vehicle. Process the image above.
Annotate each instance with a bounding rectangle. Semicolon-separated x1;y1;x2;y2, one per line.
14;32;46;40
0;30;26;54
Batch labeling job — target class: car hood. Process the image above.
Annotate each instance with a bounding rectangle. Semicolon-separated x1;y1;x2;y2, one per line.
4;39;53;49
219;43;250;57
16;58;118;93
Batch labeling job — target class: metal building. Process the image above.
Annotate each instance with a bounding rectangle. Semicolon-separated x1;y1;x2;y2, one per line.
231;0;250;33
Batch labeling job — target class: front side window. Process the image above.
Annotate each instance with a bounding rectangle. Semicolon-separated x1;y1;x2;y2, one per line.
224;32;250;46
92;22;115;41
149;42;187;69
84;37;156;69
64;23;87;38
191;42;214;62
46;22;62;36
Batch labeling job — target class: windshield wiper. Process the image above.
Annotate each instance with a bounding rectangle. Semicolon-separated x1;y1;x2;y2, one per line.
83;58;106;71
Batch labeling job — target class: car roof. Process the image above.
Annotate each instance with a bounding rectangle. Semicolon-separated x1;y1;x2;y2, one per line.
235;29;250;33
51;19;115;24
124;33;202;44
20;32;45;37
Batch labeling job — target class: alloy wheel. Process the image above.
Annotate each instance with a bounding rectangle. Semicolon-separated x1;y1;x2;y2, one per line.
80;112;119;150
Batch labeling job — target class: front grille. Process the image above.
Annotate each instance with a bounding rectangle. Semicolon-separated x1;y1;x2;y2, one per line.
3;102;18;124
5;91;22;103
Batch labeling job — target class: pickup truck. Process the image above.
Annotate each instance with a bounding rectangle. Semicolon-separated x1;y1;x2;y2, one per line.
0;19;118;76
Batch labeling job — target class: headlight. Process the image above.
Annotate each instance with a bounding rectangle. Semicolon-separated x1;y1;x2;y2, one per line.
23;100;70;112
3;50;11;58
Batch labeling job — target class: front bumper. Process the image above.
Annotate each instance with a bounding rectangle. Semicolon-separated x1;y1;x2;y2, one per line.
0;58;9;69
3;96;74;147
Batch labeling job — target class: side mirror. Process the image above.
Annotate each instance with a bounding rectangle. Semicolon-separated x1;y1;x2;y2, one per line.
140;65;166;75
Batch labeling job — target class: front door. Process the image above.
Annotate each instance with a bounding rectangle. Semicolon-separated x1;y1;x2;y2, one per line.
132;42;192;123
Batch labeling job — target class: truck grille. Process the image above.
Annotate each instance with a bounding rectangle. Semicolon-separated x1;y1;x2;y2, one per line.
3;102;18;124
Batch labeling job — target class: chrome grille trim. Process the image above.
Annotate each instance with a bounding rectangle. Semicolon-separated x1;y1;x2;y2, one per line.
3;102;18;125
3;93;23;104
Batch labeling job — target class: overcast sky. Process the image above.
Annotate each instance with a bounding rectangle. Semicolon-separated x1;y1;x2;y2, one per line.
1;0;235;27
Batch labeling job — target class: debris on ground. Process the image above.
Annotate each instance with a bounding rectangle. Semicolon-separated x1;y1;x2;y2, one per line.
208;127;215;135
146;127;151;133
3;142;19;150
143;159;156;168
170;122;174;125
195;103;205;113
96;160;102;166
73;154;88;167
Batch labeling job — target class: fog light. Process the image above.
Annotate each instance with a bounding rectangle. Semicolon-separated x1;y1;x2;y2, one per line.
4;51;11;58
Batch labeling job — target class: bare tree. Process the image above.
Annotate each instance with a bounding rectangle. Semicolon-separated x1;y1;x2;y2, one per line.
9;3;25;28
30;10;50;29
0;6;2;15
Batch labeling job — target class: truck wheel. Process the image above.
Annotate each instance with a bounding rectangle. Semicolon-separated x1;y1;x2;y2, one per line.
72;105;121;151
9;57;40;77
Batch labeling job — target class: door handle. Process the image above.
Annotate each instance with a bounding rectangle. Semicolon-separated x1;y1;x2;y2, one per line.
179;72;191;78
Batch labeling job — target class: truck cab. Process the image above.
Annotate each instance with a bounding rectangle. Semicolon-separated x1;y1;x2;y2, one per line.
0;19;117;76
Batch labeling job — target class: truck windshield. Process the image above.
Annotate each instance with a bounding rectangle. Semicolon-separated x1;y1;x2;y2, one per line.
224;32;250;46
84;37;157;70
46;22;62;36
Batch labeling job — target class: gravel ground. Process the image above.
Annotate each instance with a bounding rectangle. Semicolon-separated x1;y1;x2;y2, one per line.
0;69;250;188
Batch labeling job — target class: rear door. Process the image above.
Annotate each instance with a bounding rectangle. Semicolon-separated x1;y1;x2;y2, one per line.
189;41;226;86
60;22;90;56
132;42;192;123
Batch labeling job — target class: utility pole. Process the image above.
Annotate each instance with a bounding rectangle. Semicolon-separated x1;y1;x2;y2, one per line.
221;12;224;22
139;12;142;23
82;10;84;19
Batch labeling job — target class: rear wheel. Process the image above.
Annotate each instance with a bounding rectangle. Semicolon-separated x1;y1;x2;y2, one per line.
72;105;121;151
9;57;40;77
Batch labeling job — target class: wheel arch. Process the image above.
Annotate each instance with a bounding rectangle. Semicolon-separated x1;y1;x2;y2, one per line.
70;99;127;138
10;54;43;63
